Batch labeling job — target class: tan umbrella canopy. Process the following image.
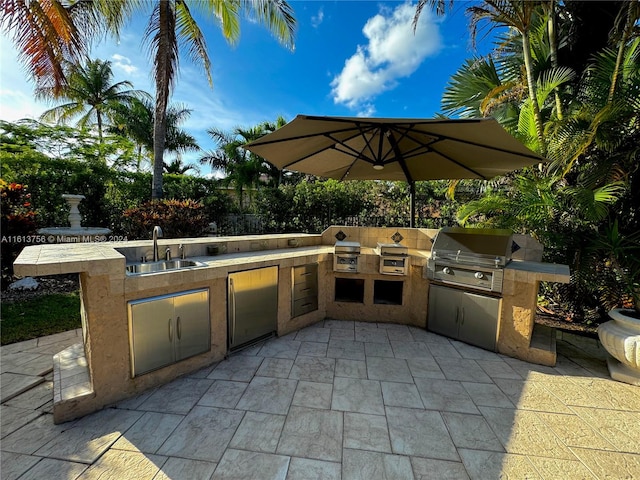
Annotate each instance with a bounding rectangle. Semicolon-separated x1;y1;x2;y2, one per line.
245;114;544;227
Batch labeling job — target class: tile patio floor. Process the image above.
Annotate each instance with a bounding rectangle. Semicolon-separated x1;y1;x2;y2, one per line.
2;321;640;479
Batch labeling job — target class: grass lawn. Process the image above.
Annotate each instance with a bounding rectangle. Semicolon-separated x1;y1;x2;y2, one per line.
1;292;81;345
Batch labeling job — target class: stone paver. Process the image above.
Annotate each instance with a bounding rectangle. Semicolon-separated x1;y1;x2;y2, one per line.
2;322;640;479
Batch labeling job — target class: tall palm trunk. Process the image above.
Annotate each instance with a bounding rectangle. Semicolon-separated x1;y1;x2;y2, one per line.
152;1;173;200
522;31;546;157
546;0;562;120
608;1;636;104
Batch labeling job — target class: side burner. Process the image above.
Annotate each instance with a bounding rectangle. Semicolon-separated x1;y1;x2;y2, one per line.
333;241;361;273
376;242;409;276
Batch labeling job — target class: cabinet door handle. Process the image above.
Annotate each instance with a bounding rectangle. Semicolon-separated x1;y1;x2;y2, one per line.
460;307;465;325
301;272;312;276
455;307;459;324
229;278;236;346
301;287;312;292
168;318;173;342
176;316;182;340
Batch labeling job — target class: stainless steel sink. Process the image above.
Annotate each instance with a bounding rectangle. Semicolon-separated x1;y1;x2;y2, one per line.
126;259;206;275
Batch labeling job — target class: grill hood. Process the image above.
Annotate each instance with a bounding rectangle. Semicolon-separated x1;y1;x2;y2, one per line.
431;227;514;268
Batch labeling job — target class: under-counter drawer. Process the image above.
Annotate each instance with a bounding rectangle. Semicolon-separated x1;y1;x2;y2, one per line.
292;263;319;318
292;296;318;317
293;276;318;297
293;263;318;285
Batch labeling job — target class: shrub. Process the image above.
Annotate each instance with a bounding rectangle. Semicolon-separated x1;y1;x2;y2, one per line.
0;180;37;284
122;199;210;239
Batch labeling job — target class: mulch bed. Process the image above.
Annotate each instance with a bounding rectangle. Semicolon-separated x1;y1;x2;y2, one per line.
535;313;599;337
2;274;80;302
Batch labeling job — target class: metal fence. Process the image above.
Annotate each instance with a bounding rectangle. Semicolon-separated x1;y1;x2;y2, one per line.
211;213;449;236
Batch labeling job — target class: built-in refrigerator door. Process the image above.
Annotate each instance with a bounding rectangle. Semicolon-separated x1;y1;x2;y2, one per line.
228;266;278;350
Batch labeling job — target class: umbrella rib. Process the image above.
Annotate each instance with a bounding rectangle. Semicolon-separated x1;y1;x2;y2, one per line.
276;127;377;170
386;127;414;184
390;125;486;178
402;130;542;162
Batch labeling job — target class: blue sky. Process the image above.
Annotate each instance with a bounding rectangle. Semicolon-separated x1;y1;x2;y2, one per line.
0;1;495;176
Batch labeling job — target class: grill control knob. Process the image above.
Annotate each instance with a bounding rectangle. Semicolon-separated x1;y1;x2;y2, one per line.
474;272;484;279
442;267;451;275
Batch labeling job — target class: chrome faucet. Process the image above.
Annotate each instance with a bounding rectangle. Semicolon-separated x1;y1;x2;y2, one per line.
152;226;163;262
165;247;172;261
179;244;185;259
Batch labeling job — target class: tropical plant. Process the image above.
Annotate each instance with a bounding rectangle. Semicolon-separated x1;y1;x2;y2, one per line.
0;119;137;166
0;180;37;284
435;0;640;322
0;0;91;94
200;120;285;210
2;0;297;200
122;199;209;239
111;0;297;200
37;58;148;144
586;220;640;314
108;98;199;171
466;1;548;155
163;158;199;175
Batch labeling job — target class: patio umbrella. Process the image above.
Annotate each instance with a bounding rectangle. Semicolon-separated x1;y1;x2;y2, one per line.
245;115;544;227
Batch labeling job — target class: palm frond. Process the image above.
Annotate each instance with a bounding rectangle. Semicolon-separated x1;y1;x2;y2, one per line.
175;1;212;85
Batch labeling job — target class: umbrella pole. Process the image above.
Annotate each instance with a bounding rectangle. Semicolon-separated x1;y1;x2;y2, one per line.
409;182;416;228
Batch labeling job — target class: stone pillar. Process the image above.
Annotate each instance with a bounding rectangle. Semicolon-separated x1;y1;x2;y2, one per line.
62;194;85;229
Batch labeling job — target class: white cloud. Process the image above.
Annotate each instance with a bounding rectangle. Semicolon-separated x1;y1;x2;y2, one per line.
311;8;324;28
110;54;139;76
330;2;442;113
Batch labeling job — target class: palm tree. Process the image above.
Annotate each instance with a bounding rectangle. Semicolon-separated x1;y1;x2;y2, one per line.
108;97;199;171
200;118;288;210
412;0;453;31
467;1;548;156
2;0;297;200
0;0;92;94
126;0;296;200
37;58;147;144
163;158;199;175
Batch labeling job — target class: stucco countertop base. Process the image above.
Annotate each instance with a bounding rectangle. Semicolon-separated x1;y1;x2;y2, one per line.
12;227;569;423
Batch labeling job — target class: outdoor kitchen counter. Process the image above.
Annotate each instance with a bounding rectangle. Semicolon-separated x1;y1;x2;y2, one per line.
12;226;568;423
504;259;571;284
499;260;571;367
13;243;432;281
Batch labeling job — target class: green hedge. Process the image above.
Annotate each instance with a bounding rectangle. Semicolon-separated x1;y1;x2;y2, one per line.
0;154;231;234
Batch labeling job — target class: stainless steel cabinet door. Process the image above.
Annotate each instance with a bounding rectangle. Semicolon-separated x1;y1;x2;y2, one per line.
427;284;462;339
129;297;175;376
228;266;278;350
427;285;500;351
457;289;500;351
174;289;210;361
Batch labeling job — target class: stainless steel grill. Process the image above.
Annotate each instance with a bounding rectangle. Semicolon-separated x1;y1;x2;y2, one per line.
333;241;361;273
426;227;514;352
426;227;514;293
376;242;409;276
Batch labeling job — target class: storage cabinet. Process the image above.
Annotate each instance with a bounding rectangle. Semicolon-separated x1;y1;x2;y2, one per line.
427;284;500;351
128;289;210;376
228;266;278;351
292;263;318;317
